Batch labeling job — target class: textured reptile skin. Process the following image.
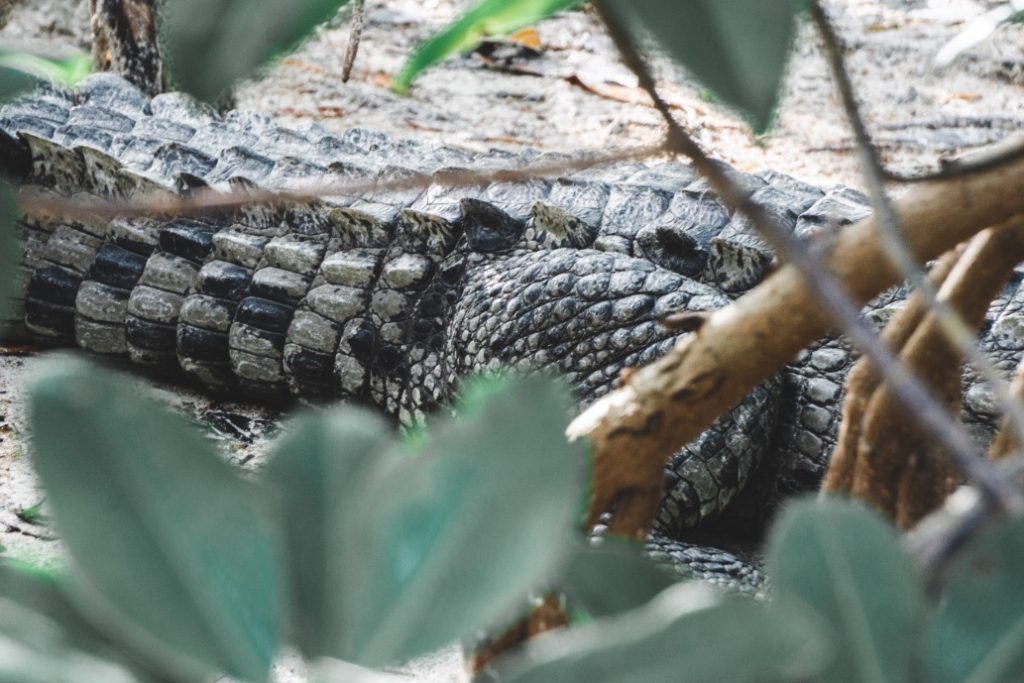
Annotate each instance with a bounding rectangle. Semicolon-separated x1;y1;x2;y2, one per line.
2;75;1021;584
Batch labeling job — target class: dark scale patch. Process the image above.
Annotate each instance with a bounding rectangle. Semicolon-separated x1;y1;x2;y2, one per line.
90;244;147;289
27;265;81;306
177;325;230;362
347;323;378;363
235;297;293;334
159;223;215;263
461;198;524;252
126;316;177;351
25;298;76;337
283;346;335;386
196;261;251;300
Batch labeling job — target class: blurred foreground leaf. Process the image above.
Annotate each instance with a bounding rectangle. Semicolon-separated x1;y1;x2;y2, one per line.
269;376;585;667
0;48;91;96
29;359;282;682
600;0;799;132
499;583;833;682
929;513;1024;683
162;0;349;101
0;184;19;332
558;541;677;619
768;498;925;683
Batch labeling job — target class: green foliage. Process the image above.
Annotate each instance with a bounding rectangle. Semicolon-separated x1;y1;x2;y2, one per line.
929;514;1024;683
557;541;677;619
498;585;833;682
0;48;91;93
161;0;351;101
769;498;926;683
392;0;582;94
30;358;284;682
601;0;799;132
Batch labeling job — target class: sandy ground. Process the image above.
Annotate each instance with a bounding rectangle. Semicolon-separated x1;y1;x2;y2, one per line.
0;0;1022;680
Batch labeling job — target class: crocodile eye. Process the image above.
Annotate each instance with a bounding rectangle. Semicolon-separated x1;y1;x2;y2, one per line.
635;223;705;277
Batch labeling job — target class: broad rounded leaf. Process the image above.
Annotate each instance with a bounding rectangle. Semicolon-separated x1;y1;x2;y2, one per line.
0;563;166;683
0;183;20;331
768;497;925;683
336;376;585;666
162;0;350;101
29;359;282;682
559;541;677;619
929;513;1024;683
499;583;833;682
393;0;582;93
601;0;798;132
265;408;395;660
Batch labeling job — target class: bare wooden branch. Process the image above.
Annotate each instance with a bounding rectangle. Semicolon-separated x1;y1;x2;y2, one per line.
988;358;1024;460
568;159;1024;535
89;0;163;96
821;248;962;495
341;0;366;83
812;0;1024;469
850;223;1024;526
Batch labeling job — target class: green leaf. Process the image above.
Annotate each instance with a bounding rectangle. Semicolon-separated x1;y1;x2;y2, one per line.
0;563;165;682
265;408;395;660
0;183;20;332
0;597;142;683
929;513;1024;683
559;541;677;619
600;0;798;132
162;0;350;101
499;583;833;682
392;0;583;93
767;497;925;683
334;376;585;666
28;358;282;682
0;49;91;96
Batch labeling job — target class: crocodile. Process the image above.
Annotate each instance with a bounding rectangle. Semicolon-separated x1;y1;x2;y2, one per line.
1;73;1022;589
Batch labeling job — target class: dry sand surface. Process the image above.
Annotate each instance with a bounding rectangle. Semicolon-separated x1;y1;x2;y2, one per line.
0;0;1022;680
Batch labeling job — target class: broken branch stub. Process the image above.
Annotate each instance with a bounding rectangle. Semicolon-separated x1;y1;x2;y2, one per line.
568;154;1024;537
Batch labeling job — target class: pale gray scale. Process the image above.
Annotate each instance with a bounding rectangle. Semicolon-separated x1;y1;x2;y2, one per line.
264;157;327;192
138;252;199;294
233;351;286;383
73;73;151;116
43;225;103;273
0;98;70;126
623;163;699;194
188;122;259;156
76;317;127;354
147;142;216;183
55;126;114;154
594;182;674;255
127;285;184;325
109;135;163;173
263;235;328;276
130;117;196;145
0;116;55;140
483;177;553;223
568;161;648;184
149;91;219;128
320;249;382;289
250;126;316;160
179;294;237;333
362;165;428;207
684;162;767;196
394;209;463;255
794;186;872;238
755;168;826;212
250;267;311;303
213;229;274;269
643;534;768;595
408;168;487;224
66;105;136;134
